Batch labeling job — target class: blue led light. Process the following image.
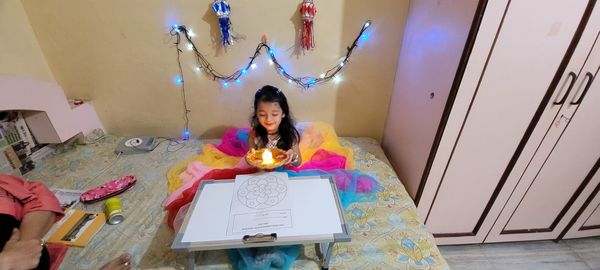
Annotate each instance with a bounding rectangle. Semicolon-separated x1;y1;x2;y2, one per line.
175;76;183;85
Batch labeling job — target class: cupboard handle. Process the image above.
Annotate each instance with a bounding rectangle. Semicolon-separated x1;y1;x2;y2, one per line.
570;72;594;105
553;72;577;105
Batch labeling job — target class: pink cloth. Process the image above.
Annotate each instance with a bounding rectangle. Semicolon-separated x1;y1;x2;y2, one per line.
331;171;374;193
286;149;346;172
213;128;249;157
166;159;250;207
0;174;63;221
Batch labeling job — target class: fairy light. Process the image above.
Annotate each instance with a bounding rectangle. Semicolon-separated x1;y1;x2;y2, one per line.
170;20;371;89
333;75;342;84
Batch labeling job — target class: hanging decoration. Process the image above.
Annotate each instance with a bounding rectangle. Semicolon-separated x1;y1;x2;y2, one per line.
299;0;317;50
170;20;372;139
212;0;232;47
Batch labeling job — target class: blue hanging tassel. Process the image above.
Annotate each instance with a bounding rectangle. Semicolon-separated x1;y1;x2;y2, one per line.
212;0;232;46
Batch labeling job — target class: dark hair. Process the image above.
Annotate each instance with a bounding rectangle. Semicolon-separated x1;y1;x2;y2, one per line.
250;85;300;150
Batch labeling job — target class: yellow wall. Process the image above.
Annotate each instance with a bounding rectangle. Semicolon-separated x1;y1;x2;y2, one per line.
22;0;408;140
0;0;55;82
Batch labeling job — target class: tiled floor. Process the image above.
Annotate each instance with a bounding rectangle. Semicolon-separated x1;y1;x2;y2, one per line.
439;237;600;270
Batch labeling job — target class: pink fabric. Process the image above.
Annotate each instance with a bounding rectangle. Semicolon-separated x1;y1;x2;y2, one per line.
0;174;63;221
47;243;68;270
213;128;249;157
286;149;346;172
166;159;251;207
330;171;374;193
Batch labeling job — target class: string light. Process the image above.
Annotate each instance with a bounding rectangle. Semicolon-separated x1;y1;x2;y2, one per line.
250;63;257;69
170;19;372;89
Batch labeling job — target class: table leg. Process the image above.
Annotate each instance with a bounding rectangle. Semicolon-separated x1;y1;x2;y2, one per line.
319;242;335;269
188;251;196;270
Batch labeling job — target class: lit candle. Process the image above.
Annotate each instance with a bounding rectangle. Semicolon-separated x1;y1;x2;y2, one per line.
262;149;274;165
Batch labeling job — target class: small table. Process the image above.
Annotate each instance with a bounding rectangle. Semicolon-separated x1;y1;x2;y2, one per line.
171;174;351;269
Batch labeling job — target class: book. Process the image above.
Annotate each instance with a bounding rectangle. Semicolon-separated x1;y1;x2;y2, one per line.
14;112;35;156
44;209;106;247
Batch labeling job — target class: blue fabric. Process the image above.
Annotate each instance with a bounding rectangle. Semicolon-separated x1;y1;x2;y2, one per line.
282;169;381;209
237;129;249;143
227;245;301;270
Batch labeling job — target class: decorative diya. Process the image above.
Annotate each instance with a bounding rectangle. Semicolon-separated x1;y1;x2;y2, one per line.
245;148;288;169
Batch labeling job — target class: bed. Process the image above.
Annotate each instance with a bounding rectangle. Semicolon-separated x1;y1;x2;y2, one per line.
25;134;449;269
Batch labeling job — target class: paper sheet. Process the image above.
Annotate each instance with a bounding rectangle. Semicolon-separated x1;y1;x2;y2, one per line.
227;172;293;235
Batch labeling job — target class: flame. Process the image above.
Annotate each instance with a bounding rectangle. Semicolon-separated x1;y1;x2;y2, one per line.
261;149;274;165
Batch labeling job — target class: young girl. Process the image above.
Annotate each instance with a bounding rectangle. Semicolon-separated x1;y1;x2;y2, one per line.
248;85;302;167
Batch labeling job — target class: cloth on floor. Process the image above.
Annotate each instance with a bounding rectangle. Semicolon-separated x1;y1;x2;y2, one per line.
166;122;355;194
226;245;301;270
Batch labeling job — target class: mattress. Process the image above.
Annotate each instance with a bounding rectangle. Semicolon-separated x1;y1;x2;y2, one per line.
24;135;448;269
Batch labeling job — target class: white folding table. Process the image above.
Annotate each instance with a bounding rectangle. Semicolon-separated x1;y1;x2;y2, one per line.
171;174;351;269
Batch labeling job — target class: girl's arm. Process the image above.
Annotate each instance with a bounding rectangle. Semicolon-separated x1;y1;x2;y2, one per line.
247;130;257;150
287;143;302;167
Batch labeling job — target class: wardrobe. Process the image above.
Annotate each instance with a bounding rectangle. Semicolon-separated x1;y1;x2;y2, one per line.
383;0;600;244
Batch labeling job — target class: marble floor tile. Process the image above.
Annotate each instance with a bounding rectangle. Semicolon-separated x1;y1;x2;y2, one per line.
563;237;600;270
437;238;600;270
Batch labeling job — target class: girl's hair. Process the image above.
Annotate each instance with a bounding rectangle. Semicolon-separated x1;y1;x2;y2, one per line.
251;85;300;150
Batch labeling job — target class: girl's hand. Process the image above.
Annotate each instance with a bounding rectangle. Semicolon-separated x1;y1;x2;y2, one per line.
285;150;297;165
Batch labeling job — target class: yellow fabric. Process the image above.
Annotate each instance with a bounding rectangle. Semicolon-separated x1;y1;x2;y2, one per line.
166;122;354;194
166;158;192;194
166;145;242;194
298;122;354;169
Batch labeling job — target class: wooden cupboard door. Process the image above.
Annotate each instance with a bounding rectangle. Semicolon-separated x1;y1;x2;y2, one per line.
562;158;600;239
483;3;600;243
424;0;590;243
485;38;600;242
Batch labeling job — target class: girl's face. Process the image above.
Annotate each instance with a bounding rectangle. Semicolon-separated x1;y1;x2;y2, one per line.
257;101;284;134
